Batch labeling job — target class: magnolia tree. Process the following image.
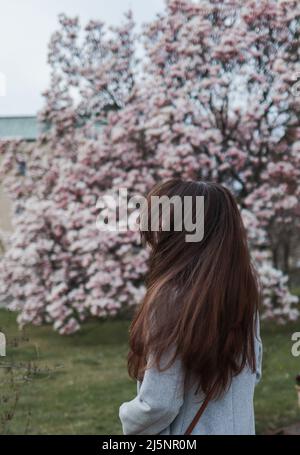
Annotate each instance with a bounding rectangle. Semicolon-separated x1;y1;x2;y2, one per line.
0;12;149;334
0;0;299;333
103;0;300;321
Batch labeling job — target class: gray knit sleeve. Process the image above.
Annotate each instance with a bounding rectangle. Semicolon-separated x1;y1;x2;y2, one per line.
119;351;184;435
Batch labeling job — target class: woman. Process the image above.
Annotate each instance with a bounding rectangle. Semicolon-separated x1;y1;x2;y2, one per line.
119;179;263;435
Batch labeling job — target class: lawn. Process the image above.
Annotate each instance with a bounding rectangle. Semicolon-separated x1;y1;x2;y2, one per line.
0;308;300;435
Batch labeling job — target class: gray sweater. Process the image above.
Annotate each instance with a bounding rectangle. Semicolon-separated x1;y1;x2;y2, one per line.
119;319;263;435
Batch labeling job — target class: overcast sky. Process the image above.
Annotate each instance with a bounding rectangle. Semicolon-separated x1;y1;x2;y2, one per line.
0;0;165;116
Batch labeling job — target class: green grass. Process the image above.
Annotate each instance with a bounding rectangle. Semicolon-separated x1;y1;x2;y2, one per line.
255;321;300;434
0;309;135;435
0;309;300;434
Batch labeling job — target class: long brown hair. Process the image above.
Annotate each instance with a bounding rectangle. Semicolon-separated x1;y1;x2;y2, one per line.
128;179;261;399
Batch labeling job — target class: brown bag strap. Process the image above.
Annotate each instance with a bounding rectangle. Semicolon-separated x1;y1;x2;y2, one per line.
184;382;218;435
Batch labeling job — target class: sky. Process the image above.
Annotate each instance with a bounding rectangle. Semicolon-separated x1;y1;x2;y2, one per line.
0;0;165;116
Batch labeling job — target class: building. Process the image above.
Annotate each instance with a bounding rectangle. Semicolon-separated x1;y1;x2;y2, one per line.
0;114;103;236
0;115;40;142
0;116;41;235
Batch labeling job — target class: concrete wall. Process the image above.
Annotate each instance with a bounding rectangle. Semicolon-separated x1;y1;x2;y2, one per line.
0;184;12;232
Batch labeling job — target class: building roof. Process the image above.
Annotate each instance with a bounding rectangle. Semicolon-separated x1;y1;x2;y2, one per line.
0;115;105;142
0;116;39;141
